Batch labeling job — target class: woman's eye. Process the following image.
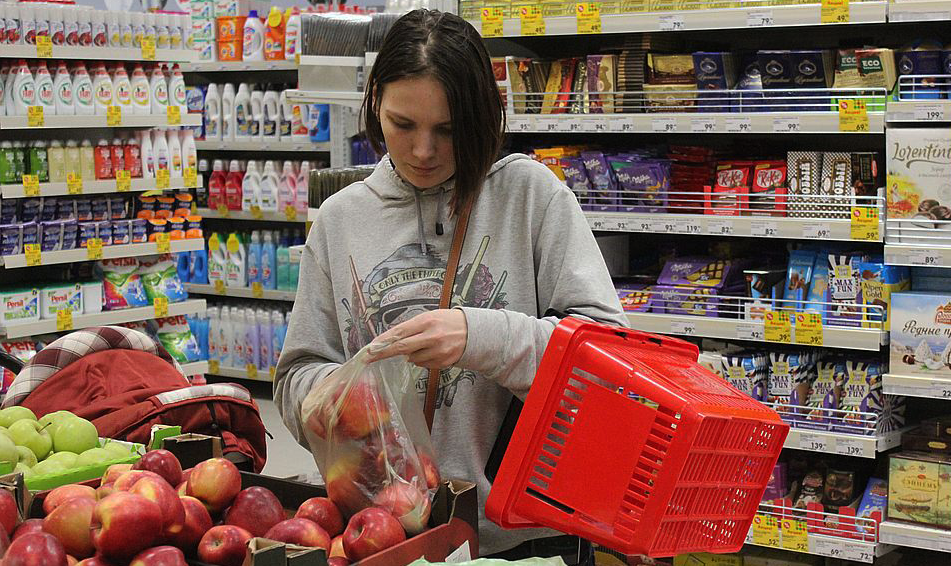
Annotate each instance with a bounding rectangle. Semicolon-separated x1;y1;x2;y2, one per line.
394;122;413;130
438;127;452;136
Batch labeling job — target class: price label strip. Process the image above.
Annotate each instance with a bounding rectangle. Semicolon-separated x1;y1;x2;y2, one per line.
56;309;74;332
154;297;169;318
658;14;685;32
107;105;122;127
691;117;717;133
773;117;801;133
22;174;40;197
519;5;545;36
66;172;83;195
794;311;823;346
214;280;227;295
708;219;734;236
764;310;792;343
802;222;831;239
798;432;829;452
116;170;131;192
725;117;751;133
736;322;765;342
750;514;780;548
36;35;53;58
834;436;866;457
86;238;103;261
751;220;778;238
576;2;601;34
670;320;697;336
747;10;775;27
480;6;505;37
28;106;44;127
24;243;42;267
821;0;850;24
184;167;198;187
651;117;677;133
780;519;809;553
850;206;880;241
252;282;264;299
839;99;869;132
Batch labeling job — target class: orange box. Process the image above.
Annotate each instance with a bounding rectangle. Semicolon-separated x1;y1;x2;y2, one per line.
216;16;246;42
217;40;242;62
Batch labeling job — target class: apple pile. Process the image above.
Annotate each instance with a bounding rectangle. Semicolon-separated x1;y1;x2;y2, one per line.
0;408;135;481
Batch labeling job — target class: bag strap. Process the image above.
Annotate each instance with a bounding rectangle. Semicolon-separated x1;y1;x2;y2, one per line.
424;196;475;432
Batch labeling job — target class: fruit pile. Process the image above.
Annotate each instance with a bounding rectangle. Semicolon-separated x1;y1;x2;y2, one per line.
0;408;136;481
0;447;430;566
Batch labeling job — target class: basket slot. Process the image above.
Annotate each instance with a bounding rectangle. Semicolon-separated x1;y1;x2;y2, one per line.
560;398;581;412
551;421;571;435
665;488;693;517
679;452;710;482
555;410;576;426
534;464;554;479
538;453;557;468
571;366;623;394
542;443;562;458
529;476;549;491
526;487;574;515
546;432;567;446
694;418;726;449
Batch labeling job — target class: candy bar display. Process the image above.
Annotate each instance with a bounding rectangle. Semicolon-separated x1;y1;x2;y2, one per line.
767;351;817;422
760;452;883;519
890;292;951;380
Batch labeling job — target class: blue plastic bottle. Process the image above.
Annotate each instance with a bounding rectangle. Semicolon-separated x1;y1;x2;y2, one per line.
247;230;262;287
262;231;277;290
191;249;208;284
176;252;191;283
309;104;330;142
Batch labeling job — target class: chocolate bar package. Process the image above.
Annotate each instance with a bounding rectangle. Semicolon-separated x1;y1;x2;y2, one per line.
804;254;830;322
768;351;817;423
857;262;910;328
758;50;799;112
612;160;669;213
647;54;696;85
652;285;722;317
791;50;834;112
784;249;816;308
856;478;888;533
587;55;616;114
581;151;617;212
787;151;823;218
827;253;867;327
834;360;882;435
823;469;856;511
658;257;741;289
744;268;786;321
851;152;883;199
714;162;753;192
751;161;788;217
616;284;654;313
794;470;825;510
693;51;737;113
856;48;897;92
800;360;844;431
819;152;853;218
568;59;588;114
834;49;862;88
898;40;944;100
698;351;724;378
541;59;577;114
762;462;788;504
561;157;592;206
644;83;696;112
736;53;766;112
722;352;768;401
506;57;539;114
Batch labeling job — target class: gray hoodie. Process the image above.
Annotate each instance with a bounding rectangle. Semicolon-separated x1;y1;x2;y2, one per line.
274;153;627;554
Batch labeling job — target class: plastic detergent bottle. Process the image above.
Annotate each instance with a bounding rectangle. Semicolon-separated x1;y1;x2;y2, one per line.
277;238;290;290
247;230;261;286
203;82;221;141
234;83;251;139
278;161;297;211
309;104;330;142
242;160;261;211
131;12;143;47
278;85;292;140
208;159;226;208
70;62;93;116
139;128;154;178
143;12;156;46
12;60;35;115
168;128;183;178
119;12;132;47
262;230;277;290
169;63;186;115
149;64;168;115
295;161;310;214
64;140;81;177
284;8;300;61
20;3;33;45
47;141;66;182
249;84;263;139
270;310;284;368
0;65;7;117
264;7;284;61
33;3;48;42
218;305;231;366
262;84;279;141
91;62;113;115
52;61;73;115
260;160;279;211
91;9;106;47
77;140;94;180
225;160;243;210
225;233;246;287
181;130;197;173
153;129;169;173
130;63;150;115
257;309;271;371
77;6;91;46
34;60;54;114
242;10;264;62
222;83;236;140
156;13;170;48
111;63;132;111
3;64;15;116
207;306;219;362
245;307;259;369
106;11;119;47
50;5;65;45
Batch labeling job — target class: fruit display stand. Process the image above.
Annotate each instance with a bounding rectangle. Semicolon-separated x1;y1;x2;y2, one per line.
24;438;143;492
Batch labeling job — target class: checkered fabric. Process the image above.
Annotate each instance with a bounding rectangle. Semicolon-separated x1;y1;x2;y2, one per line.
1;326;184;408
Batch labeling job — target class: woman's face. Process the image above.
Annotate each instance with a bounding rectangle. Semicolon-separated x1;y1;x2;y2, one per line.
379;76;456;189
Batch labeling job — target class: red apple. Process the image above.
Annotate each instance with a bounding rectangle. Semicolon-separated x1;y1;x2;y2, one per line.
95;484;115;501
12;519;44;541
175;483;187;497
100;464;133;486
66;556;78;566
295;497;344;538
372;482;432;534
0;528;9;559
329;535;346;558
196;525;251;566
0;489;18;537
132;450;183;487
90;492;163;560
129;477;186;539
114;470;164;492
2;532;68;566
334;382;391;439
223;487;284;538
129;545;187;566
169;496;213;556
43;485;97;516
186;458;241;513
325;455;374;517
327;558;349;566
341;508;406;562
417;452;441;490
181;469;192;484
42;496;96;558
264;518;330;549
75;557;115;566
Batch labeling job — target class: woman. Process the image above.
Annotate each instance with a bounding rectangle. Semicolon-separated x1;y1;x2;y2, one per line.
274;9;627;560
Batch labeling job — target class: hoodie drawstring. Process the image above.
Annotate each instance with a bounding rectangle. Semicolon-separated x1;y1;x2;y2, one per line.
435;190;445;236
414;190;428;255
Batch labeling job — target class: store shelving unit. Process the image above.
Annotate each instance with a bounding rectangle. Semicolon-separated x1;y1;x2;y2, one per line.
0;239;205;269
0;45;195;62
0;114;201;130
879;521;951;554
195;206;309;223
207;363;274;382
884;243;951;268
184;283;296;302
181;60;298;73
179;360;209;376
887;0;951;22
1;177;202;199
195;140;329;152
782;426;903;458
882;374;951;399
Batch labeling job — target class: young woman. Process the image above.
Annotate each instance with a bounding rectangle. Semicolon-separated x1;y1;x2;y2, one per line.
274;9;627;560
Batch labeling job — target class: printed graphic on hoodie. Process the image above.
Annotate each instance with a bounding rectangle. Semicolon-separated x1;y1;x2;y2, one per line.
345;236;508;409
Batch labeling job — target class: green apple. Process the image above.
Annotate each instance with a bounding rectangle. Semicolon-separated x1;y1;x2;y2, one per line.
76;448;115;468
0;428;11;442
37;411;74;437
8;420;52;461
14;463;33;478
102;441;132;459
31;458;69;477
15;446;37;468
0;407;36;428
45;452;78;468
0;434;17;467
51;417;99;455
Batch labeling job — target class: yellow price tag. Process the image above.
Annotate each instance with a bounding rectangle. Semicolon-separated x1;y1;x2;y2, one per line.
284;205;298;222
851;206;880;241
821;0;849;24
107;105;122;127
154;297;169;318
750;514;780;548
156;232;171;254
269;366;276;380
208;359;220;374
214;279;226;295
36;35;52;58
252;282;264;298
116;170;131;192
794;311;823;347
519;5;545;36
246;364;259;380
142;37;156;60
66;172;83;195
56;308;74;332
764;310;792;343
184;167;197;187
576;3;601;34
86;238;103;260
251;205;264;220
217;204;230;218
28;106;44;127
156;169;170;190
24;243;42;267
22;174;40;197
480;6;504;37
166;105;181;126
838;99;869;132
780;519;809;553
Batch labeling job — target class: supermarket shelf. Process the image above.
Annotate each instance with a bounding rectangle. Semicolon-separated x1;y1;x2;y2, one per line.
745;532;883;563
467;1;887;37
879;521;951;554
0;238;204;269
587;211;883;242
783;427;903;458
195;207;308;223
184;283;296;302
1;176;202;199
886;100;951;122
179;361;209;376
195;140;330;153
285;89;363;109
181;60;297;73
624;312;887;351
882;373;951;400
208;364;274;382
0;299;207;339
884;244;951;268
887;0;951;22
0;113;201;130
506;111;885;134
0;44;195;62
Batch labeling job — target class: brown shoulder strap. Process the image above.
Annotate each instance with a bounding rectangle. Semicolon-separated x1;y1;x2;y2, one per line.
424;197;474;432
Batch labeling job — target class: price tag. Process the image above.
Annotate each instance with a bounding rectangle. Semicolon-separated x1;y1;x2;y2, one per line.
650;219;675;234
725;117;751;133
269;366;276;380
66;172;83;195
36;35;53;57
781;519;809;553
794;311;823;346
116;170;131;192
651;117;677;133
252;282;264;298
509;116;534;132
156;169;170;190
214;280;226;295
589;217;606;231
747;10;775;27
575;2;601;34
679;221;702;235
931;381;951;399
750;514;780;548
690;117;717;133
839;99;869;132
583;117;606;132
22;174;40;197
914;104;946;122
910;250;944;266
537;116;558;132
216;204;230;217
802;222;831;239
707;219;734;236
850;206;880;241
557;117;583;133
107;105;122;127
810;536;844;558
480;6;504;37
799;432;829;452
773;117;801;133
614;219;630;231
751;220;778;238
285;205;298;222
246;364;259;380
518;5;545;36
251;205;264;220
28;106;44;127
24;243;42;267
208;359;220;374
156;232;171;254
86;238;103;260
56;309;73;332
670;320;697;336
842;546;874;563
821;0;850;24
166;105;181;125
737;322;765;341
184;167;197;187
154;296;169;318
609;116;636;132
658;14;685;31
834;436;865;457
764;310;792;343
142;37;156;60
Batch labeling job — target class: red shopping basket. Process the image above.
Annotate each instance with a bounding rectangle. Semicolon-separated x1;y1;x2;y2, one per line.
485;318;788;557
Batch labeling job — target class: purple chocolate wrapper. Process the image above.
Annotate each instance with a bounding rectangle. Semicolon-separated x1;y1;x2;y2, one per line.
581;151;617;212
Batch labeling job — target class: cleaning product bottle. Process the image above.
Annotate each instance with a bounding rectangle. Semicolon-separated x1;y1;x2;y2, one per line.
119;11;132;47
143;12;156;46
156;13;169;48
139;128;154;178
278;161;297;211
207;305;219;362
131;12;143;47
274;310;288;368
291;96;308;141
106;11;119;47
225;233;246;288
203;82;221;141
284;8;300;61
262;84;279;141
91;62;113;115
295;161;310;215
245;307;259;369
168;127;183;178
225;160;243;210
168;63;187;115
91;9;106;46
176;252;191;284
207;159;226;208
34;3;48;42
278;84;292;141
94;139;113;180
241;160;260;211
20;3;34;45
181;130;197;173
124;136;142;178
277;237;290;290
34;60;55;115
79;140;96;182
130;63;149;115
242;10;264;62
111;63;132;112
53;61;74;115
222;82;236;140
63;5;79;45
50;5;65;45
12;60;35;115
260;160;279;211
77;6;91;46
264;7;284;61
47;141;66;182
309;103;330;142
71;62;93;115
153;129;169;173
207;232;226;285
257;309;271;371
234;82;251;139
249;84;263;138
3;63;16;116
262;230;277;290
247;230;261;286
149;63;168;115
233;307;247;368
219;306;232;367
191;246;208;284
64;140;81;178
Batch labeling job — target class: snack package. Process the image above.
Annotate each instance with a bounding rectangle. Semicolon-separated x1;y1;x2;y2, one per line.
750;161;788;217
787;152;823;218
768;351;816;422
587;54;616;114
722;352;768;401
819;152;853;218
97;257;149;310
581;151;617;212
800;360;843;431
152;315;201;364
698;351;724;378
856;478;887;533
784;249;816;308
793;470;825;510
888;453;951;527
827;253;867;327
561;157;592;206
616;284;653;313
744;268;785;320
138;255;188;303
823;469;856;511
762;462;787;504
804;255;830;322
835;360;882;435
857;262;911;328
613;160;669;213
301;341;440;532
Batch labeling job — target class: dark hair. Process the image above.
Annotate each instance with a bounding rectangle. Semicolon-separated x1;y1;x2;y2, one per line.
362;9;504;215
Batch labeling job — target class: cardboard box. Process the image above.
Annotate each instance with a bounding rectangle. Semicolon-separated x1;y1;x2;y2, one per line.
889;292;951;379
886;128;951;241
0;287;40;325
218;40;243;62
888;452;951;528
40;283;83;320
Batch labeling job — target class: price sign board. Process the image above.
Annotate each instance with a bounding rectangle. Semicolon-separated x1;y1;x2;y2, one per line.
22;174;40;197
839;99;869;132
86;238;103;260
154;297;169;318
156;232;171;254
821;0;850;24
480;6;504;37
780;519;809;553
519;5;545;35
116;170;131;192
750;514;780;548
252;282;264;299
25;243;42;267
576;3;601;34
67;172;83;195
56;309;73;332
167;105;181;125
28;106;44;127
36;35;53;58
156;169;171;190
794;312;823;346
107;105;122;127
764;310;792;343
850;206;880;240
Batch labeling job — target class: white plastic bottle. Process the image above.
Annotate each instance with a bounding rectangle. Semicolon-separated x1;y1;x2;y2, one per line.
53;61;73;115
250;85;263;139
139;129;154;178
222;83;236;141
0;65;6;116
169;14;183;50
4;63;16;115
245;307;259;368
63;4;79;46
168;63;187;115
34;3;49;42
257;309;271;371
242;10;264;62
156;13;169;48
234;83;251;139
153;128;169;173
77;6;91;46
261;231;277;289
47;141;65;182
260;160;280;211
218;306;232;366
34;60;54;115
12;60;35;115
207;306;219;363
204;83;221;141
119;11;132;47
181;129;197;173
5;4;21;46
130;63;149;115
111;63;131;111
149;64;168;115
64;140;81;177
20;3;33;46
168;127;183;178
242;160;261;211
106;11;119;47
91;62;113;115
247;230;261;285
131;12;144;47
262;84;279;141
71;62;93;116
143;12;157;46
49;5;64;46
284;8;300;61
278;85;292;141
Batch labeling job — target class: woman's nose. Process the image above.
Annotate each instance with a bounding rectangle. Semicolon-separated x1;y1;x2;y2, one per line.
413;132;436;161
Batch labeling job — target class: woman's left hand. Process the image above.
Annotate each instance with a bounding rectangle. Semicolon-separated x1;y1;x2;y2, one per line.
366;309;468;369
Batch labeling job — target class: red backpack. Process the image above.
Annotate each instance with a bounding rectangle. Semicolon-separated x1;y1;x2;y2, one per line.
3;327;268;472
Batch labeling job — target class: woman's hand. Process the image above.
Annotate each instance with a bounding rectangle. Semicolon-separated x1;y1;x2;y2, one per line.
367;309;468;369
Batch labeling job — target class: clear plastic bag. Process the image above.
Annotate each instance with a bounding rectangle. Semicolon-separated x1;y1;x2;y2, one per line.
301;341;441;535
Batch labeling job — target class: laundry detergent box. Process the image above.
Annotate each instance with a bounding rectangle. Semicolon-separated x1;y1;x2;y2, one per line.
890;292;951;379
40;283;83;320
0;288;40;325
887;128;951;241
